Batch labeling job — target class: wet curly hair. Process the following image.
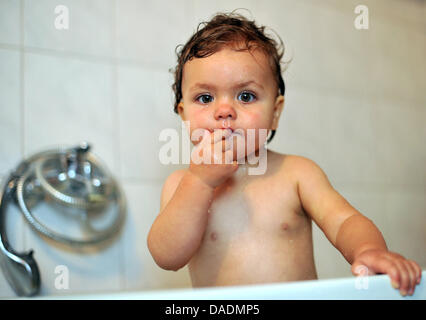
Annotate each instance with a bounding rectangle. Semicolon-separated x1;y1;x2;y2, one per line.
171;11;287;143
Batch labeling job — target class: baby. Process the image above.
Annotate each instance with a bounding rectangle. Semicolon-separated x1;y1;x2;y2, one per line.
147;12;422;296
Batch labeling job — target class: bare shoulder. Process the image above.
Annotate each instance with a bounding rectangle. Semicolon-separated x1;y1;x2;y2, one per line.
159;168;188;212
284;154;334;199
270;152;329;184
285;154;325;174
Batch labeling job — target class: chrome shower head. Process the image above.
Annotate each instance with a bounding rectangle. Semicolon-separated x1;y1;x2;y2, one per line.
0;176;40;297
0;142;126;297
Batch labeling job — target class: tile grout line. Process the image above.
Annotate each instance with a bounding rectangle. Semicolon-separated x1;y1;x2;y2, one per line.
0;48;423;107
0;43;169;73
112;0;126;292
19;0;25;159
112;0;121;191
19;0;27;251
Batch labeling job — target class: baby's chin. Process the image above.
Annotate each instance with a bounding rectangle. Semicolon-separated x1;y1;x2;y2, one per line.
227;135;266;163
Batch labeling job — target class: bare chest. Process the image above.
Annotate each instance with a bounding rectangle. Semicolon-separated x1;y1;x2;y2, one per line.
204;169;308;244
188;154;318;286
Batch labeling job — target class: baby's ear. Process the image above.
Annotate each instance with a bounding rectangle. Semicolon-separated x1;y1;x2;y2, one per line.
275;95;285;110
177;102;185;117
271;95;285;129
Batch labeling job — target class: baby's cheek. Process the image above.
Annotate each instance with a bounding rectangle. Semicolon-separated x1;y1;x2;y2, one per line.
244;112;271;134
185;109;204;127
183;111;206;138
241;117;268;149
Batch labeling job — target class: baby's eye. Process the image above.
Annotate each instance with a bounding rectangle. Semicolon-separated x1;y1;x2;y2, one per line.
196;94;214;104
238;91;256;103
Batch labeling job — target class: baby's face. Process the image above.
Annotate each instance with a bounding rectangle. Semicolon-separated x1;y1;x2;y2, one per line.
178;45;284;158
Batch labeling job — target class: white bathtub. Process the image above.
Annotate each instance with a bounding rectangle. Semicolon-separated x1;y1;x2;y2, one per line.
37;270;425;300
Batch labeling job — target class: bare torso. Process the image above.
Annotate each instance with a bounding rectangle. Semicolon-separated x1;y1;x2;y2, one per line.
188;150;318;287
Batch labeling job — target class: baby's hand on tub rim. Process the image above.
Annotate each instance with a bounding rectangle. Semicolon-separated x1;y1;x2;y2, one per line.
351;249;422;296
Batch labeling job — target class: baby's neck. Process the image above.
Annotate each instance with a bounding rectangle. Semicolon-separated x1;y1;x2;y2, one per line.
235;146;269;177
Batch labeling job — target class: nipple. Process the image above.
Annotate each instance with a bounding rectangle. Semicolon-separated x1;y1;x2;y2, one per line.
210;232;218;241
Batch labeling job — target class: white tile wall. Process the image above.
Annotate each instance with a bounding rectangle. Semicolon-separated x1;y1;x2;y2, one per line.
24;52;117;173
24;221;123;296
121;183;191;290
385;188;426;268
371;97;426;186
269;84;324;160
314;182;388;280
257;1;323;91
0;0;424;298
270;84;380;187
308;4;372;96
314;90;379;185
191;0;323;90
0;0;20;46
0;49;21;176
368;20;425;104
24;0;115;58
116;0;195;69
191;0;260;26
117;64;185;182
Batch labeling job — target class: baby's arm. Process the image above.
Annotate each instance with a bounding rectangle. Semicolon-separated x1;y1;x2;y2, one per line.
147;129;238;271
295;156;422;296
147;170;214;271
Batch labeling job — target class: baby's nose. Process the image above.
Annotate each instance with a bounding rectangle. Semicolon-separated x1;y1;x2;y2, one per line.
214;103;236;120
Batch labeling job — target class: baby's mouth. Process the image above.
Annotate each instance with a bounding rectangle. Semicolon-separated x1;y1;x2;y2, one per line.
209;127;234;133
210;119;236;133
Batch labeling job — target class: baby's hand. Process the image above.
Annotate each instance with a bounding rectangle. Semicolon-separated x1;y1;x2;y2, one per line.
189;129;238;189
351;249;422;296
